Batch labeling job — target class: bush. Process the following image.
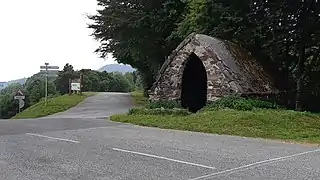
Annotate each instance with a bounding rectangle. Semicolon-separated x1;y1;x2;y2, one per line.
147;100;182;109
129;107;190;116
202;95;279;111
131;91;149;106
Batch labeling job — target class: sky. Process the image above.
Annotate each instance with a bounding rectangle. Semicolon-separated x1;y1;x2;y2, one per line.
0;0;115;82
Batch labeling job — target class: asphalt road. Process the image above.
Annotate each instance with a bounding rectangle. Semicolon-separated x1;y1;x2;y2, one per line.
0;92;319;180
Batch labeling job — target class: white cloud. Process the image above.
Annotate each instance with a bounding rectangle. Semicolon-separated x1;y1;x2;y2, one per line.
0;0;115;82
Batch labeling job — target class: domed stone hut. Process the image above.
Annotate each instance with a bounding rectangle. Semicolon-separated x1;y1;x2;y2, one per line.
148;33;276;112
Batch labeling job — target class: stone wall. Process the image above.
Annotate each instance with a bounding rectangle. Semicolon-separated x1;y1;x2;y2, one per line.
149;34;276;102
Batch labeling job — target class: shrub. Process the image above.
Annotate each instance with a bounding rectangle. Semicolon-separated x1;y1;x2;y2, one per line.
129;107;190;116
202;95;279;111
148;100;182;109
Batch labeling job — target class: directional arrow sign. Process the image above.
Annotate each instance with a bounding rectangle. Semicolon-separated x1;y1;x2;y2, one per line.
40;70;59;74
40;66;59;70
19;99;25;109
39;72;58;77
47;74;58;77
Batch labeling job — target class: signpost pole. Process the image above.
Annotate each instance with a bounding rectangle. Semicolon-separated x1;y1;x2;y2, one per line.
45;63;49;106
69;78;72;95
80;73;83;95
40;63;59;106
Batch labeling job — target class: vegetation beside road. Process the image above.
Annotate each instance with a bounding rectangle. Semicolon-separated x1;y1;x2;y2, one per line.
111;109;320;144
0;63;142;119
13;92;96;119
131;91;149;107
111;93;320;144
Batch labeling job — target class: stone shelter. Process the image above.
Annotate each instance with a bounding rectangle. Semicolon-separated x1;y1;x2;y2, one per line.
148;33;275;112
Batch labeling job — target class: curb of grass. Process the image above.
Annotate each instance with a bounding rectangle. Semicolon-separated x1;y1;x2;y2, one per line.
13;92;98;119
113;119;320;147
111;117;320;147
110;108;320;145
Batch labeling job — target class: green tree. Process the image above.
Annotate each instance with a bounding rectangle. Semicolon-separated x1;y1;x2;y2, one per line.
240;0;320;110
124;72;134;89
80;69;100;92
24;75;56;105
0;94;17;119
55;63;78;94
0;83;23;118
173;0;320;111
78;69;134;93
110;72;132;92
88;0;186;91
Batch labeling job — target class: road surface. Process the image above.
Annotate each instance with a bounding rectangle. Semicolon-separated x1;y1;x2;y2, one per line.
0;92;319;180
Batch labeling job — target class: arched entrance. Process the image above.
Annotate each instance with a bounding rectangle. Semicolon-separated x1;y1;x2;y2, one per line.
181;53;208;112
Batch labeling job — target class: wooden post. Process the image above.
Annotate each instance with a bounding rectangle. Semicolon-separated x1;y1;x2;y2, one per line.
69;78;72;95
80;73;83;95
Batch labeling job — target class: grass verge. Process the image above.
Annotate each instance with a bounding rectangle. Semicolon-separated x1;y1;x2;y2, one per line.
111;109;320;144
13;92;97;119
131;91;149;106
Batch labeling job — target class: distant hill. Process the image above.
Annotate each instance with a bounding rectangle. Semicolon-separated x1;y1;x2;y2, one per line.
0;82;8;89
0;78;27;90
98;64;135;74
8;78;27;85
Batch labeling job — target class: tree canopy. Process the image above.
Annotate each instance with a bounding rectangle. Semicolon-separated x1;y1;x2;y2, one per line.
88;0;186;91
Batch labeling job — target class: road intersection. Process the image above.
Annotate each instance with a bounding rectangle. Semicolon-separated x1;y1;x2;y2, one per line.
0;93;319;179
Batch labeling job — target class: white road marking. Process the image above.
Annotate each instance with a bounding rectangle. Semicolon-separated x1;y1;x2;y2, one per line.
112;147;216;170
76;126;110;131
189;148;320;180
26;133;79;143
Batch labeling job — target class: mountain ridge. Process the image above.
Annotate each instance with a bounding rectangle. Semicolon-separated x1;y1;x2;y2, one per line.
1;64;134;90
0;78;27;90
97;64;135;73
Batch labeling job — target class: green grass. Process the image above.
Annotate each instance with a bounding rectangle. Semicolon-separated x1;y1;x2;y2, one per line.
13;92;97;119
131;91;149;106
111;109;320;144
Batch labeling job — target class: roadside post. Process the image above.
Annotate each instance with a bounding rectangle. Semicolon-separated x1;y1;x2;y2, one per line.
79;73;83;95
40;63;59;106
14;88;25;114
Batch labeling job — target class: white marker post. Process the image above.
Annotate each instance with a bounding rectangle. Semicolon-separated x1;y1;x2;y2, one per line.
14;88;25;114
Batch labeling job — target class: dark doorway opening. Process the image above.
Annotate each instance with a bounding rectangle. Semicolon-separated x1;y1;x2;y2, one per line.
181;53;208;112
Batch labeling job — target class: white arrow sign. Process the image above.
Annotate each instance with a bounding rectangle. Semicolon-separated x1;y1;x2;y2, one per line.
40;66;59;70
40;70;59;74
14;96;25;100
19;99;25;109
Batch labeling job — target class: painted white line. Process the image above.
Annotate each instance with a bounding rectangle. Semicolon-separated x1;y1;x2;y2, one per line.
189;148;320;180
112;148;216;170
77;126;110;131
26;133;79;144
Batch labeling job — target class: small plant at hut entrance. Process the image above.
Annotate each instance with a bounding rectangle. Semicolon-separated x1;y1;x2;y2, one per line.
201;95;280;111
147;100;182;109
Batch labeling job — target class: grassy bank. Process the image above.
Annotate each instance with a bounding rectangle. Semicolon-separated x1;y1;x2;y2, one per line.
13;92;97;119
111;109;320;144
112;92;320;144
